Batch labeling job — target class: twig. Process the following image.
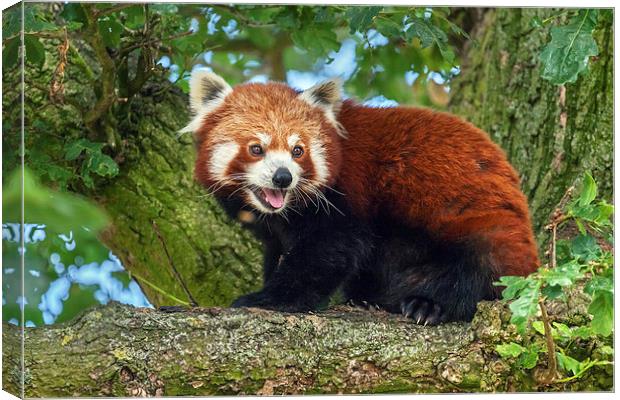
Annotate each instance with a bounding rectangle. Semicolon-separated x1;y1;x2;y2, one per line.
94;4;133;17
50;27;69;103
539;298;558;384
128;271;190;306
119;30;193;56
82;4;117;140
152;220;199;307
545;185;574;268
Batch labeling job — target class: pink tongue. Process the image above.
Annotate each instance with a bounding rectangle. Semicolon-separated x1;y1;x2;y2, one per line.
263;188;285;208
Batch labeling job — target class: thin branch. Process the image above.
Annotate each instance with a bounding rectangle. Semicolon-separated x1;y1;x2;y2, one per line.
210;5;277;28
81;4;117;142
128;271;190;306
539;298;558;384
94;3;133;17
119;30;193;56
2;30;65;45
152;221;199;307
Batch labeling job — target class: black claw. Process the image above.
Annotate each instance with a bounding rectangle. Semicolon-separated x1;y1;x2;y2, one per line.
400;297;444;325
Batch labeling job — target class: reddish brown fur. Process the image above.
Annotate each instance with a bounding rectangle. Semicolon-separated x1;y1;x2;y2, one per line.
194;83;539;278
336;101;539;277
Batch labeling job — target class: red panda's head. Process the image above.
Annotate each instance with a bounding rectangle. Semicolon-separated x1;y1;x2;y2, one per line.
182;71;344;215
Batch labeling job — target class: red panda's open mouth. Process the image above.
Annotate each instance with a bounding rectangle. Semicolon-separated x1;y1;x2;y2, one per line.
249;187;288;211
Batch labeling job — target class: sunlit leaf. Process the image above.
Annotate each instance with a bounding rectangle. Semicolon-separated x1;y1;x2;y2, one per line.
588;290;613;337
346;6;383;34
539;9;599;85
557;352;581;375
496;342;526;358
579;172;597;206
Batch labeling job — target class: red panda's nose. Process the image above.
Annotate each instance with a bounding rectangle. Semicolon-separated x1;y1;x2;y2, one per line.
272;168;292;188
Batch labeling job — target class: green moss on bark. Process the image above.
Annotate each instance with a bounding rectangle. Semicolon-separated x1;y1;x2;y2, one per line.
98;86;263;307
2;302;612;396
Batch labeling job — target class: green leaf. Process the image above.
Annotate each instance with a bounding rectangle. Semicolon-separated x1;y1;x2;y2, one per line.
518;348;540;369
245;6;283;23
532;320;546;335
496;342;526;358
64;139;88;160
407;17;454;64
508;281;541;334
3;6;22;37
88;152;119;177
543;260;583;287
3;37;20;70
374;17;403;38
98;16;123;48
570;234;600;261
22;5;58;33
588;290;613;337
60;3;88;24
585;273;613;295
539;9;599;85
24;34;45;68
495;275;526;297
123;5;145;29
572;326;594;339
345;6;383;34
552;322;573;339
2;168;108;234
291;25;340;57
579;172;597;207
541;283;564;299
557;352;581;375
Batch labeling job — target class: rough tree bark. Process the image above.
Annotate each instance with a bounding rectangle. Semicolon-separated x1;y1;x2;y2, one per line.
95;84;263;307
449;8;613;237
3;56;264;308
2;300;613;397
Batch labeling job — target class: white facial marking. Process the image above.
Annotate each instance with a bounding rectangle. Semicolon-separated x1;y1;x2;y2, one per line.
246;151;302;189
287;134;300;148
309;139;329;184
256;132;272;147
208;141;239;181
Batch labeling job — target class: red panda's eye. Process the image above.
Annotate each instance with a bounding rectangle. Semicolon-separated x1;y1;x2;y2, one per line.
292;146;304;158
249;144;264;156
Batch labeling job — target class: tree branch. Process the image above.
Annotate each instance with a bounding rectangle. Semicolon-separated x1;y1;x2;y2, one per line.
94;4;133;18
81;4;118;145
2;300;611;397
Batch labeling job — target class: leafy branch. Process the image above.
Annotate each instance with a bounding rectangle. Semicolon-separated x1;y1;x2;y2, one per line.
494;172;614;384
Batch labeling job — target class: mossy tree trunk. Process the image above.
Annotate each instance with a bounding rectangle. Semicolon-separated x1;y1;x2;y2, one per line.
449;8;613;238
95;84;263;307
1;301;613;397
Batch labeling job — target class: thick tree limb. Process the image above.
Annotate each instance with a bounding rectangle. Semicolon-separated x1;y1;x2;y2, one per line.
2;301;612;396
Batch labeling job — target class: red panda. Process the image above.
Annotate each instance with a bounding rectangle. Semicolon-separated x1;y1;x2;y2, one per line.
183;70;539;324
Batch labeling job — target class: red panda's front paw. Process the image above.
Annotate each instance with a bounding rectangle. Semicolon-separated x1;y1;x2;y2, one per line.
400;297;445;325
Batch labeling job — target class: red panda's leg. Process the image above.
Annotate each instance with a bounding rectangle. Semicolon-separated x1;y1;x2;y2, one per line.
356;212;538;324
231;221;373;312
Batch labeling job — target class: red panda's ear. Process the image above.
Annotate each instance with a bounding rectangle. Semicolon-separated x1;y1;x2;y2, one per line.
298;79;347;138
180;70;232;133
